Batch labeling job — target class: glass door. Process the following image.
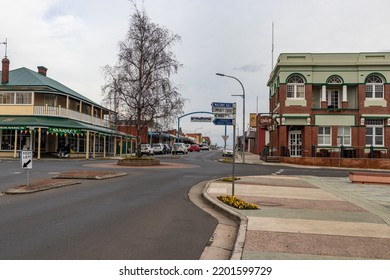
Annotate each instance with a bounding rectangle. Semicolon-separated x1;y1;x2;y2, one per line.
289;130;302;157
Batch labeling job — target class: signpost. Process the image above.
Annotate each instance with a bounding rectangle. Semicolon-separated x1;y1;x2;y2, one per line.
21;150;32;186
211;102;237;196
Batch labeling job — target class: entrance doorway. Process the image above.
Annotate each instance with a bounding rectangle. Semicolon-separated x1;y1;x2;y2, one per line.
289;128;302;157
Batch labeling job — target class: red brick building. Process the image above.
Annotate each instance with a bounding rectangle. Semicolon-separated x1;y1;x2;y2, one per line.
267;53;390;161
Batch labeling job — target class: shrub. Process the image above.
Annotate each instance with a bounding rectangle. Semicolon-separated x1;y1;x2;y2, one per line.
217;195;259;210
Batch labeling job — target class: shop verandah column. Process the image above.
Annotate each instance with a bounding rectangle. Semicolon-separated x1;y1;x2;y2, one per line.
38;128;41;160
86;130;90;160
13;129;18;158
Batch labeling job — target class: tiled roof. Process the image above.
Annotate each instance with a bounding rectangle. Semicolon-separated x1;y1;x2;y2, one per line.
0;67;99;107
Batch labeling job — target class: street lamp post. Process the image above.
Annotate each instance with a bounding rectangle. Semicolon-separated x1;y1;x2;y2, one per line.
216;73;246;163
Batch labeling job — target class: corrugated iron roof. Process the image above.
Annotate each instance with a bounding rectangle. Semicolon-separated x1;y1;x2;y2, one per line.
0;67;100;107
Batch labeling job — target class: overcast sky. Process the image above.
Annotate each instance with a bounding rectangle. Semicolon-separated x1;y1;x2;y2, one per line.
2;0;390;146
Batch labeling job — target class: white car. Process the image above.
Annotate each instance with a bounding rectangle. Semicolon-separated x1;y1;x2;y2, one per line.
222;146;234;157
152;143;165;154
172;143;188;155
200;144;210;150
140;144;154;156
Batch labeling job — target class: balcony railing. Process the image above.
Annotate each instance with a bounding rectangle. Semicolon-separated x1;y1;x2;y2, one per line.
34;105;112;128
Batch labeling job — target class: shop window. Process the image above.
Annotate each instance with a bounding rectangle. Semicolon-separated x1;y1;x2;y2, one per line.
366;119;384;146
318;126;331;146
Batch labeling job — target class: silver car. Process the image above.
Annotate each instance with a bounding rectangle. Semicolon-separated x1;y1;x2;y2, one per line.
172;143;188;155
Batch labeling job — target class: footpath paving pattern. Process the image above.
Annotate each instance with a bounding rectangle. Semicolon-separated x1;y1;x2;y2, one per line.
207;175;390;260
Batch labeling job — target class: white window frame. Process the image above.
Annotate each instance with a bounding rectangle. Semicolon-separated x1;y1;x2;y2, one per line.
365;119;384;147
318;126;332;146
0;92;32;105
286;76;305;99
327;89;341;109
365;75;384;99
337;127;351;146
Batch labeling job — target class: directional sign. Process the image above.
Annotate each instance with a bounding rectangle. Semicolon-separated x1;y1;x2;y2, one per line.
211;102;235;108
191;116;213;122
213;118;234;126
214;113;234;119
212;107;235;114
21;150;33;170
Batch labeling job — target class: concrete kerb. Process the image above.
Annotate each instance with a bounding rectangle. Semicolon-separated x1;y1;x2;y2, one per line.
202;179;248;260
5;180;82;194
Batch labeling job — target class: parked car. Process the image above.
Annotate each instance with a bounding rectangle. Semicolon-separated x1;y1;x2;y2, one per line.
140;144;154;156
200;144;210;151
188;144;201;152
152;143;165;154
222;146;234;157
172;143;188;155
163;144;171;154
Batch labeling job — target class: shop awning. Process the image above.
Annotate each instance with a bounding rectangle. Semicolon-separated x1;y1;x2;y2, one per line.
0;116;134;138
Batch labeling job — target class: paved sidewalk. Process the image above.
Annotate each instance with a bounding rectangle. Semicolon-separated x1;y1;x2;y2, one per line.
205;174;390;259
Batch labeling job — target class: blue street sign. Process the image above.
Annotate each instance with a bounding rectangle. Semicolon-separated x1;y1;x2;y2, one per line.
211;102;235;108
213;118;234;126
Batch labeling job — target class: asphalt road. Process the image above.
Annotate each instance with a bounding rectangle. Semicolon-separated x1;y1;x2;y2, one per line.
0;151;350;259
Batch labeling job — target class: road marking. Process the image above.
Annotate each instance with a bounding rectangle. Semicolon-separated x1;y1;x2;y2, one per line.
272;169;284;176
48;172;60;175
12;171;22;174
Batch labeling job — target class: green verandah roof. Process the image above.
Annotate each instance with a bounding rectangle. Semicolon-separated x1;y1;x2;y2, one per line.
0;67;100;107
0;116;134;138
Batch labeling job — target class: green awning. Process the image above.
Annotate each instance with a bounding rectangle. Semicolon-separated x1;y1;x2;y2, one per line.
0;116;134;138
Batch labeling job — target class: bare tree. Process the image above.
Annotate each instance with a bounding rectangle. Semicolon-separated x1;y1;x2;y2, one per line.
102;2;184;157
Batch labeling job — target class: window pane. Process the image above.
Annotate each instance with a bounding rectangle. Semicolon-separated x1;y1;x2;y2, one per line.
375;85;383;98
287;85;294;98
375;127;383;136
366;85;373;98
296;85;305;98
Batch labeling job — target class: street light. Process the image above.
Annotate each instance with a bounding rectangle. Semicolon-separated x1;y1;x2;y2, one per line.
216;73;246;163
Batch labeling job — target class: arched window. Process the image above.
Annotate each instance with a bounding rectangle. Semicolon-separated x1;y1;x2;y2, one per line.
366;74;384;99
286;75;305;99
327;75;342;84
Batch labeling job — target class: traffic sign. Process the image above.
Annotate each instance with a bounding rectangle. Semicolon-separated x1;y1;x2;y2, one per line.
211;102;235;108
213;118;234;126
21;150;33;170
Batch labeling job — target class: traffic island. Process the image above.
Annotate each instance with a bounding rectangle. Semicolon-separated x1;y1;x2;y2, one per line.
117;158;160;166
5;179;81;194
53;171;128;179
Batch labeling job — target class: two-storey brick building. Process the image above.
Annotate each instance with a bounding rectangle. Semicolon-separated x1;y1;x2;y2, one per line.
267;52;390;160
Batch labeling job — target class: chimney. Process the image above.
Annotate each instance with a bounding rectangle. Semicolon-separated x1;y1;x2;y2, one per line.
37;66;48;76
2;57;10;84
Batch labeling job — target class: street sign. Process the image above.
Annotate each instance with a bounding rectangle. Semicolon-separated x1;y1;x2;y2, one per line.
213;113;234;119
212;107;235;114
191;116;213;122
21;150;33;170
213;118;234;126
211;102;235;108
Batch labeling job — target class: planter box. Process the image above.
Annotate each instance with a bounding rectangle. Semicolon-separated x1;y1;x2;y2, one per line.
349;172;390;184
117;158;160;166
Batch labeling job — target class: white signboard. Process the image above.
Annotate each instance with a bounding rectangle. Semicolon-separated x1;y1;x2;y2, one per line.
21;150;33;170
